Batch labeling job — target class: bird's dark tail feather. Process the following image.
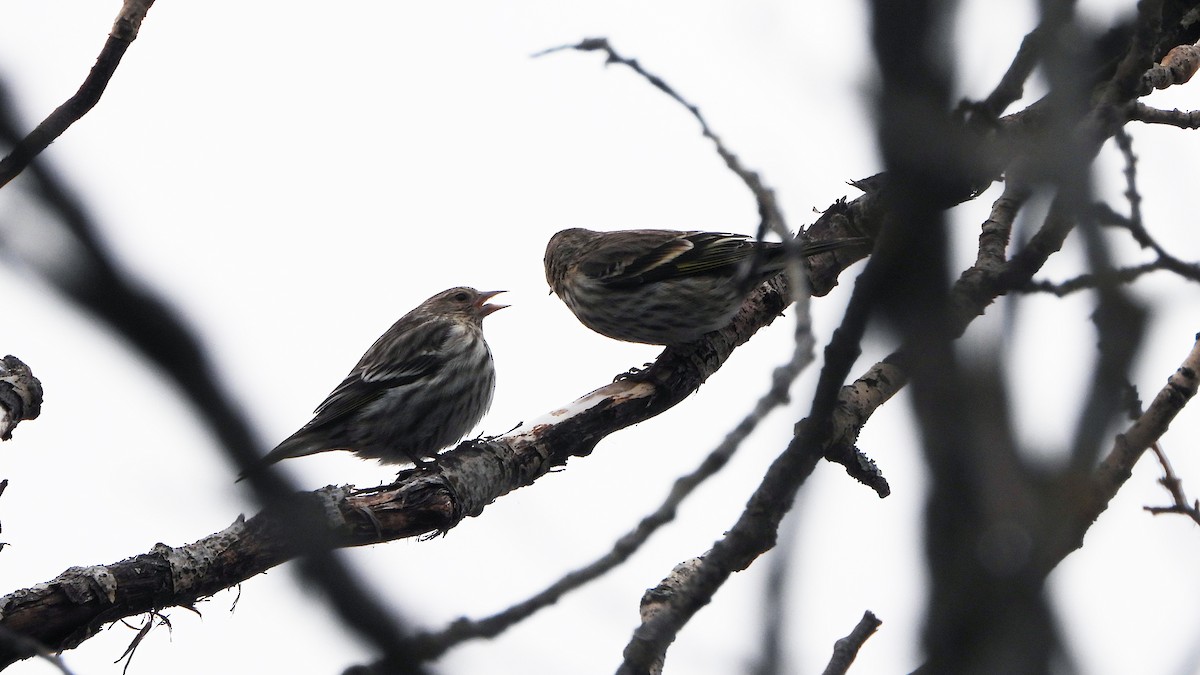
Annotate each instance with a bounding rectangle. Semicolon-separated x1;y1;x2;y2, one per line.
797;236;872;257
234;435;329;482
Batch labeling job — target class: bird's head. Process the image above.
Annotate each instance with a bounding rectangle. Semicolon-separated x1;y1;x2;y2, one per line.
544;228;599;292
429;287;508;322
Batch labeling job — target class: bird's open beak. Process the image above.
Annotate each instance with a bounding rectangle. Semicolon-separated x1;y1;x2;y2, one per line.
475;290;508;317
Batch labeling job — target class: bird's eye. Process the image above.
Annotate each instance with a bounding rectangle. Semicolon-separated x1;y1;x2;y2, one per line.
454;291;470;303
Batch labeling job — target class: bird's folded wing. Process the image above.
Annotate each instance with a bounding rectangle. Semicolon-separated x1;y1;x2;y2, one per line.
303;322;452;430
585;232;754;287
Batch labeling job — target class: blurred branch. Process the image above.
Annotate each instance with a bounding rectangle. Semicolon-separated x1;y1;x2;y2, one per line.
750;509;800;675
0;75;265;475
821;611;882;675
1066;193;1147;475
959;1;1074;120
0;625;75;675
0;0;155;189
0;355;41;441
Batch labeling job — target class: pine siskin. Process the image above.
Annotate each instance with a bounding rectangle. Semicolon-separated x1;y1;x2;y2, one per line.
244;286;506;477
544;228;867;345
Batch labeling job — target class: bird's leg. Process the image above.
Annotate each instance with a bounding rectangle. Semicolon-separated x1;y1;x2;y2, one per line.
613;361;656;382
395;454;443;481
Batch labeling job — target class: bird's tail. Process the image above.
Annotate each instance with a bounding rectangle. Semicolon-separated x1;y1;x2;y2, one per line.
797;236;872;257
740;235;871;293
234;433;330;482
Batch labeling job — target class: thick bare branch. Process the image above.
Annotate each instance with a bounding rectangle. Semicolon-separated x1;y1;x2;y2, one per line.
0;245;863;666
1140;38;1200;93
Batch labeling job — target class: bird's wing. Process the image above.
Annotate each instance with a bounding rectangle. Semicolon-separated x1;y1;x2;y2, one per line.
584;231;758;287
304;319;454;429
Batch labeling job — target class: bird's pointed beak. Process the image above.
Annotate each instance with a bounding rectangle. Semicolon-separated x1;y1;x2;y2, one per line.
475;290;508;317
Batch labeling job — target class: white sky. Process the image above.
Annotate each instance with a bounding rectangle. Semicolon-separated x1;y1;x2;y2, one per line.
0;1;1198;674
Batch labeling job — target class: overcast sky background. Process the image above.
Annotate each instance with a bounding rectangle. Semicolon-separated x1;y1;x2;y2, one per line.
1;1;1199;674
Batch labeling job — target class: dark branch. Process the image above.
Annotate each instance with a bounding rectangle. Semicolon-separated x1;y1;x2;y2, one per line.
0;0;156;189
1128;101;1200;128
821;611;882;675
1049;335;1200;565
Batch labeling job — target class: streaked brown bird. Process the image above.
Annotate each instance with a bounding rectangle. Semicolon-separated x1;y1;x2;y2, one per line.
242;286;506;478
544;228;866;345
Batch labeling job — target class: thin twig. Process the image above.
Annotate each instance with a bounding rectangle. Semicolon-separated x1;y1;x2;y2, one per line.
1128;101;1200;128
1113;128;1145;244
535;37;786;237
750;510;800;675
0;0;156;189
1144;442;1200;525
821;611;882;675
1022;261;1170;295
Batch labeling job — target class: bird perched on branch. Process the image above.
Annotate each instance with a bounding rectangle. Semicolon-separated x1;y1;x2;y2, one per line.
544;227;867;345
241;286;506;479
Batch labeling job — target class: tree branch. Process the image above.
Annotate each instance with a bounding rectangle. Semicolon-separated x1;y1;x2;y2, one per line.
1128;100;1200;128
0;0;156;189
0;356;42;442
821;611;882;675
1050;334;1200;565
1144;441;1200;525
